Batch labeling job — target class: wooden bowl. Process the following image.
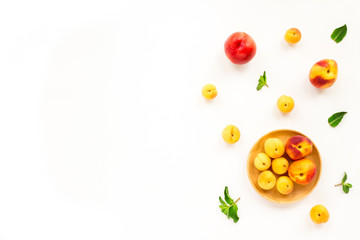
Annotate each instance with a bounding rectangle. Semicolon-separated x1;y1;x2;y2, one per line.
247;129;321;204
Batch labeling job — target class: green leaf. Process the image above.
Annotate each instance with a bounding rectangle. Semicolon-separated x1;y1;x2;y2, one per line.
221;207;230;218
229;205;239;223
219;197;229;218
343;184;349;194
256;71;268;91
219;196;230;218
345;183;352;188
331;24;347;43
328;112;347;127
342;172;347;184
224;186;234;205
219;196;227;206
219;187;240;223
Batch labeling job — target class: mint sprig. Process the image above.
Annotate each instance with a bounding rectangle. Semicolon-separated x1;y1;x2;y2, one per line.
335;172;352;194
256;71;268;91
219;186;240;223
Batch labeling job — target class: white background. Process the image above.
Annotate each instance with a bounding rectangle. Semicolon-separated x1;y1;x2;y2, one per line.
0;0;359;239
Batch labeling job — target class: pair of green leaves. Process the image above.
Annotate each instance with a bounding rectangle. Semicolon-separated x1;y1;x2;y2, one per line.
256;71;268;91
335;172;352;194
328;112;347;127
331;24;347;43
219;187;240;223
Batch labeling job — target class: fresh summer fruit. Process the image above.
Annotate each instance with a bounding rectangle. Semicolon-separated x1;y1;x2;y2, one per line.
258;170;276;190
310;205;329;224
276;176;294;195
222;125;240;144
254;153;271;171
224;32;256;65
264;138;285;158
284;28;301;44
285;135;313;160
201;84;217;99
277;95;294;113
288;159;317;185
309;59;338;89
272;157;289;175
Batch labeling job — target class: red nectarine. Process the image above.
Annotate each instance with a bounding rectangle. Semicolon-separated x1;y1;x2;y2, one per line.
224;32;256;65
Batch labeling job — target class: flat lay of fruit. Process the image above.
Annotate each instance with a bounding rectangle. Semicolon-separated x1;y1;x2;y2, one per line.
203;25;352;224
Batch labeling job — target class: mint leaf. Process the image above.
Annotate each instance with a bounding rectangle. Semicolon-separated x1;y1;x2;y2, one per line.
224;186;234;205
219;196;227;206
343;184;349;194
328;112;347;127
345;183;352;188
219;186;240;223
229;205;239;223
331;24;347;43
256;71;268;91
219;197;230;218
342;172;347;184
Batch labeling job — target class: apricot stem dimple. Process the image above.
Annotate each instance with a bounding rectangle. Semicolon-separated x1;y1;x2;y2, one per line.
318;214;321;217
300;173;304;176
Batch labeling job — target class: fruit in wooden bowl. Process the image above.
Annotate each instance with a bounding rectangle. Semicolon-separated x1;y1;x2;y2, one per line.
258;171;276;190
285;135;313;160
288;159;317;185
264;138;285;158
254;153;271;171
272;157;289;175
276;176;294;195
247;129;321;204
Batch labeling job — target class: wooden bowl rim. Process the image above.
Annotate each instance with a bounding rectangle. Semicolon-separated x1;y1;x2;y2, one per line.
247;129;322;204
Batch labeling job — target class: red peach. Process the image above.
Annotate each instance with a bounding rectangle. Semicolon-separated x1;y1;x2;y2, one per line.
285;135;313;160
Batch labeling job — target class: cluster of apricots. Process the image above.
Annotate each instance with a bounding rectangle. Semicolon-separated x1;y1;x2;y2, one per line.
255;135;316;195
